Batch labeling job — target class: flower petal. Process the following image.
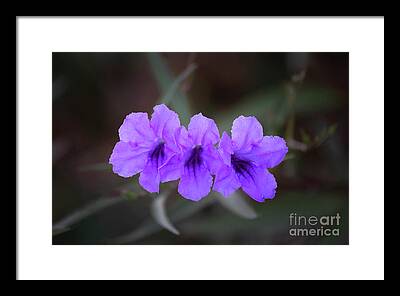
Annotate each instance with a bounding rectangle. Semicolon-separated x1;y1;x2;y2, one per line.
174;126;192;151
213;165;241;197
150;104;181;145
242;136;288;169
231;116;263;152
139;161;160;193
188;113;220;146
178;164;213;201
118;112;155;144
218;131;233;165
159;154;183;183
239;166;277;202
202;145;223;175
109;141;149;177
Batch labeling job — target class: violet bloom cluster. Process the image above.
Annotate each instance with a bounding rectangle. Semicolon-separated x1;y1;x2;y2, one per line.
109;104;288;202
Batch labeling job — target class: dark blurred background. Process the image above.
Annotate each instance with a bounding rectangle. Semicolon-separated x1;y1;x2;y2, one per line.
52;52;349;245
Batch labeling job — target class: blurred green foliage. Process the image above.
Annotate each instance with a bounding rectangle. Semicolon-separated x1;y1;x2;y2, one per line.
52;52;349;245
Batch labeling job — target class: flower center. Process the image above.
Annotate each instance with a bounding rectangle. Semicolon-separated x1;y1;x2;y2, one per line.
149;141;165;166
231;154;253;178
185;145;203;174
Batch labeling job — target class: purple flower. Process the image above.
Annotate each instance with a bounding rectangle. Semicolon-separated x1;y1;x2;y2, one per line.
174;114;221;201
213;116;288;202
109;104;182;193
109;105;287;203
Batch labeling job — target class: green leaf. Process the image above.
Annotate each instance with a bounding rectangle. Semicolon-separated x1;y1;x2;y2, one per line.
150;193;180;235
163;63;197;105
146;53;192;124
216;192;257;220
216;85;341;135
300;129;312;145
122;190;139;201
294;87;342;115
284;153;296;161
53;196;124;236
216;85;293;135
327;124;338;136
108;197;215;244
312;123;338;148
